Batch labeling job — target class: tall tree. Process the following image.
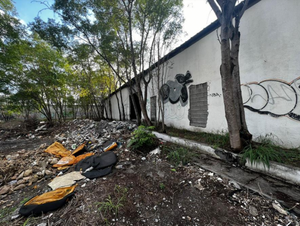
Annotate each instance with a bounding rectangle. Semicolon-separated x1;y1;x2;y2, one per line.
31;0;183;125
207;0;252;151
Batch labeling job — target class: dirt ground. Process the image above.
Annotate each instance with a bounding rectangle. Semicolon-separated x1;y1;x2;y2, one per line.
0;120;299;226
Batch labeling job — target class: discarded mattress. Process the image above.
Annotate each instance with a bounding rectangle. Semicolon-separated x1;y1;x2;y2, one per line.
19;185;76;216
44;142;72;157
75;151;117;179
48;171;86;190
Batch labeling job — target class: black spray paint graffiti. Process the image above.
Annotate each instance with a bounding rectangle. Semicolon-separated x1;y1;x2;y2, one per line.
160;71;193;106
241;77;300;121
208;93;222;97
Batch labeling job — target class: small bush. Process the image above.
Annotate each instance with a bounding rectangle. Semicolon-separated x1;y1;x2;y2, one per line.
127;125;157;152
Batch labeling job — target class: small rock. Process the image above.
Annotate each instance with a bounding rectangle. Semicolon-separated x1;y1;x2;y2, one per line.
45;170;53;175
14;184;26;191
11;214;20;220
49;158;59;165
8;180;17;186
37;223;47;226
249;205;258;216
17;179;26;185
0;185;10;195
116;165;123;169
17;172;24;180
30;175;39;183
23;169;33;177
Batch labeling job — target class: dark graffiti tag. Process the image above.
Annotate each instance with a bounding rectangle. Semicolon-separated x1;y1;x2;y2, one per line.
208;93;222;97
241;77;300;121
160;71;193;106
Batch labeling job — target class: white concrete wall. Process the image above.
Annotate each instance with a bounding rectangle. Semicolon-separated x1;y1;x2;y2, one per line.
145;0;300;148
105;87;131;120
109;0;300;148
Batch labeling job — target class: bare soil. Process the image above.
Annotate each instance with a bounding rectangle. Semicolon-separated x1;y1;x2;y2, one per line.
0;120;298;226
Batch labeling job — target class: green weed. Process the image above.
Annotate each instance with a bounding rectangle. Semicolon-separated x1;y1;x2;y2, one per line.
97;185;128;217
0;207;17;219
162;144;197;167
166;127;230;149
159;183;165;190
241;138;286;168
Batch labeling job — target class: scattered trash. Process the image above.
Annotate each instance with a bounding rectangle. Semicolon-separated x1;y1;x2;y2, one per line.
48;172;85;190
75;151;117;179
44;142;71;157
53;152;94;168
103;141;118;152
272;200;288;215
149;147;161;156
19;185;77;216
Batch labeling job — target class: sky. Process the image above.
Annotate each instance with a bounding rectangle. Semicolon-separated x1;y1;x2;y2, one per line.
13;0;216;43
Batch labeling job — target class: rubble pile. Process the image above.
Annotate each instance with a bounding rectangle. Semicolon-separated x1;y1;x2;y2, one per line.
0;119;137;209
54;119;137;150
0;143;57;197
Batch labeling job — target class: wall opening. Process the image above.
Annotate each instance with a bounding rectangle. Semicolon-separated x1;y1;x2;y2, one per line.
189;83;208;128
130;93;141;120
150;96;157;121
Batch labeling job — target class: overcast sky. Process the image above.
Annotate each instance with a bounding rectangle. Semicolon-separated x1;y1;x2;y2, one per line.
14;0;216;43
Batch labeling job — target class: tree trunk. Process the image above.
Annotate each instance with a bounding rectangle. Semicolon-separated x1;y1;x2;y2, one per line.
231;19;252;145
108;99;112;120
220;21;243;151
119;89;126;120
115;92;122;121
129;86;141;125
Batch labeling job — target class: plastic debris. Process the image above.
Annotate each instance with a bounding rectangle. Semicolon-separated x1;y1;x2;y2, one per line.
44;142;72;157
19;185;77;216
48;172;85;190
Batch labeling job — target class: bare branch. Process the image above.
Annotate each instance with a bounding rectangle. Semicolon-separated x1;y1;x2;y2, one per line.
239;0;250;19
207;0;222;22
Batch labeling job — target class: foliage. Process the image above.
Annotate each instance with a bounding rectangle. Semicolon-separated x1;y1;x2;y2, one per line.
159;183;165;190
97;185;128;217
162;144;198;167
30;0;184;125
241;137;286;168
127;125;156;151
0;206;17;219
166;127;230;149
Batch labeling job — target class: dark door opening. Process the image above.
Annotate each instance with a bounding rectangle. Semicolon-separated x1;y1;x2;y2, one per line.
130;93;141;120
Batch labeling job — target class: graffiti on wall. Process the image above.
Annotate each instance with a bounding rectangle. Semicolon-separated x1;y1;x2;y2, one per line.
241;77;300;121
160;71;193;107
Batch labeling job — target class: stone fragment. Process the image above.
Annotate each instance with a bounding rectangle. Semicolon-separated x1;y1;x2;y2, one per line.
49;158;59;165
23;169;33;177
0;185;10;195
14;184;26;190
17;172;24;180
249;205;258;216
